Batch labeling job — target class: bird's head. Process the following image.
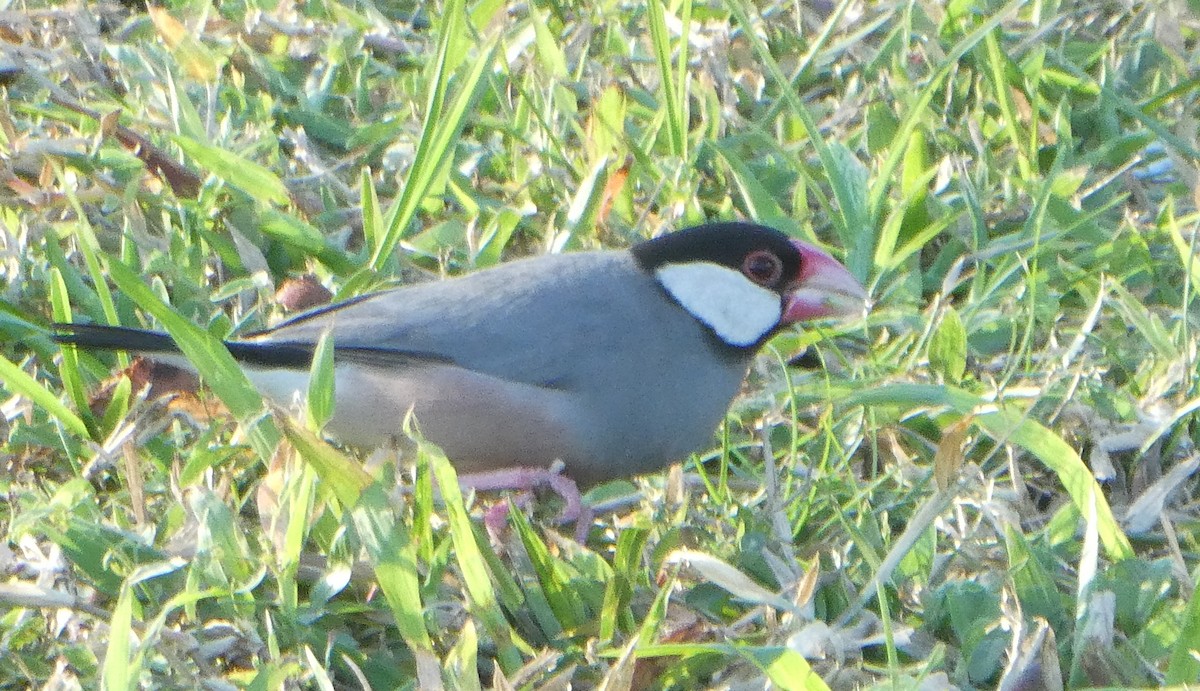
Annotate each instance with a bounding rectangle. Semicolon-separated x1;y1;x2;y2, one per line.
632;222;867;348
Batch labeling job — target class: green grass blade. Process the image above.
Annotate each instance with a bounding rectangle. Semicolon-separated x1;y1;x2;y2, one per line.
599;527;648;643
508;505;579;635
647;0;687;158
101;586;135;691
708;140;788;224
370;0;497;269
425;440;523;673
349;484;437;677
306;331;336;432
983;30;1033;181
0;352;90;439
60;188;122;339
49;269;96;437
444;619;482;691
360;167;382;256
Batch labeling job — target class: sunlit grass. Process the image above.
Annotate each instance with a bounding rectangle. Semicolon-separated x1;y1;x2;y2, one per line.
1;0;1198;688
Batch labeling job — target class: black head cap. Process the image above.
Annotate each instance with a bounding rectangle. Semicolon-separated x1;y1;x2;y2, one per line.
630;221;804;294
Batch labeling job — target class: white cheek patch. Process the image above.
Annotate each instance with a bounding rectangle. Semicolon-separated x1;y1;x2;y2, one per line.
654;262;783;347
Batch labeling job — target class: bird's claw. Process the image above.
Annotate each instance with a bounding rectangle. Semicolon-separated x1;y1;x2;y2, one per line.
459;461;593;541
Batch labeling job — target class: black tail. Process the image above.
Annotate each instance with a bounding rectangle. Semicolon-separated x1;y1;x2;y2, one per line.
53;322;320;369
53;323;450;370
52;323;182;354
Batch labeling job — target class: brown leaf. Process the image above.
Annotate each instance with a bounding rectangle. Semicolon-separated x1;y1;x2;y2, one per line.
50;95;203;197
148;6;219;81
934;416;973;490
86;357;202;418
147;6;187;48
275;275;334;313
256;443;291;556
599;155;631;224
5;177;48;206
99;110;120;138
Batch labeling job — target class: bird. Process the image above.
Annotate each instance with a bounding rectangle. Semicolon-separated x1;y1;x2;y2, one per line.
54;221;865;517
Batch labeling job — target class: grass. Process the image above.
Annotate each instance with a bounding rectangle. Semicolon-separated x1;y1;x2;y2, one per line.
1;0;1199;688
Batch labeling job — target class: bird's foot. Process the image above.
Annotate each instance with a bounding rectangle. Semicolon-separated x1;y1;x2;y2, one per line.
480;495;528;537
459;461;592;541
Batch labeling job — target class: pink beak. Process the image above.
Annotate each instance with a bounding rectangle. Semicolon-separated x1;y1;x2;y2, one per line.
781;240;868;323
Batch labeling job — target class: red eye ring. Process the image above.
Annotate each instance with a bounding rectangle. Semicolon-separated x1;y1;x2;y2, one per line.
742;250;783;286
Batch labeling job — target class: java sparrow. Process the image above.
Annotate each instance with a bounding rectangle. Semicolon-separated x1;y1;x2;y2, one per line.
54;222;865;494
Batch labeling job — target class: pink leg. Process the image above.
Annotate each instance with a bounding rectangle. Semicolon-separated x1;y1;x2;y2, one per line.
458;462;592;540
481;496;527;536
569;503;595;543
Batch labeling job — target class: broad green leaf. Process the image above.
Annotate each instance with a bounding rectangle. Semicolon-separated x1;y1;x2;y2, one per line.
928;307;967;383
258;211;356;275
278;418;372;507
631;644;829;691
1005;526;1069;633
173;135;289;206
1167;576;1200;683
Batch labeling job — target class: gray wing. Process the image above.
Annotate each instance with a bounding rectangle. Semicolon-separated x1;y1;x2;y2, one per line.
244;251;657;390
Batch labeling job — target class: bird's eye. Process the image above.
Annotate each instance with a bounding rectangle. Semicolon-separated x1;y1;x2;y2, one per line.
742;250;783;286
